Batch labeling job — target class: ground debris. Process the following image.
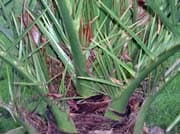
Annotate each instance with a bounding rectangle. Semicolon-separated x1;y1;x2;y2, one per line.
18;90;146;134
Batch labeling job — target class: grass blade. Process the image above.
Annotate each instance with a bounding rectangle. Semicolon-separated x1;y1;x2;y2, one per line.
78;76;121;88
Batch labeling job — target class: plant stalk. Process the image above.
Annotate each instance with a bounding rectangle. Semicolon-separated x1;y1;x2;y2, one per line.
106;43;180;119
56;0;94;96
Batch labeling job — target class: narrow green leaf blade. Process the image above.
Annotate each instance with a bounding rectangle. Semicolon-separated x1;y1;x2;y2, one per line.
98;0;155;60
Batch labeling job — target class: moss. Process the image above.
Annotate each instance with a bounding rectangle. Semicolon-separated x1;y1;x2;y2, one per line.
146;75;180;132
0;108;20;133
0;67;10;102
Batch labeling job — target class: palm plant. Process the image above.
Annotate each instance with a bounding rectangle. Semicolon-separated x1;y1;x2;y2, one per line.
0;0;179;133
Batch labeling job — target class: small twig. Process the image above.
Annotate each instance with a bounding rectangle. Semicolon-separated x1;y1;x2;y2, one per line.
47;72;62;84
166;114;180;133
108;107;129;117
164;59;180;77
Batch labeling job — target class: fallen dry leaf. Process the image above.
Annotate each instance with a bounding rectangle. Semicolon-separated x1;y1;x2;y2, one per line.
21;11;40;45
110;77;122;85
